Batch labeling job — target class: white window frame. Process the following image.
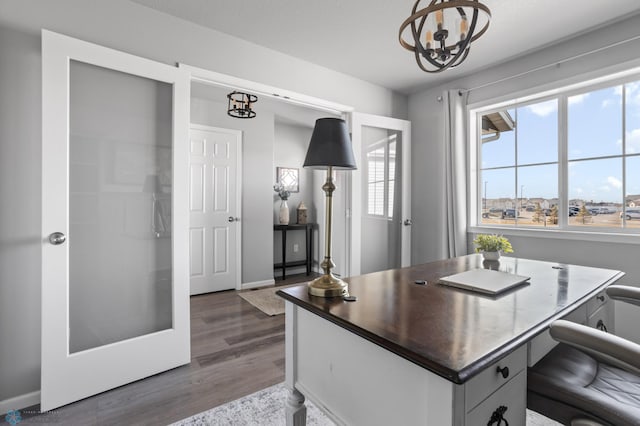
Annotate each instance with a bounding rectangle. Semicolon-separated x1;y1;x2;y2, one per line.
365;134;397;219
468;68;640;245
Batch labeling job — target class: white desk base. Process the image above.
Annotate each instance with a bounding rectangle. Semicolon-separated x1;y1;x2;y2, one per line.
284;303;527;426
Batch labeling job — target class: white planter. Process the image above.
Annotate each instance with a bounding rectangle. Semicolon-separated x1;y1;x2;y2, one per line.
482;251;500;261
279;200;290;225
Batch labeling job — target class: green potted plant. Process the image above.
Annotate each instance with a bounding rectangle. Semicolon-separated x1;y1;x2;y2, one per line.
473;234;513;261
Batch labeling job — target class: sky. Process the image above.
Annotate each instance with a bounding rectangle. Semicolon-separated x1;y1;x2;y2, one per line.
481;81;640;204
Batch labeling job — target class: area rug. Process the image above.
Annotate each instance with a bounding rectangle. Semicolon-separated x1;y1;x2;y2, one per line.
170;382;561;426
170;383;330;426
238;283;306;316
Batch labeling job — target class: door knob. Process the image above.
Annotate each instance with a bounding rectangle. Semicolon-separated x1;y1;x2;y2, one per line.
49;232;66;245
228;217;239;222
404;219;412;226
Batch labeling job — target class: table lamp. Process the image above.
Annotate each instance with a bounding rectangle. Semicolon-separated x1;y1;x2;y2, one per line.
303;118;357;297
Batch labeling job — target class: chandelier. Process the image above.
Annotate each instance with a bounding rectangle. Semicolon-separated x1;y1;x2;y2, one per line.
399;0;491;73
227;91;258;119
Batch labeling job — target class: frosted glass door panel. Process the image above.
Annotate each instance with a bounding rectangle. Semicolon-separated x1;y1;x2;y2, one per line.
69;60;173;353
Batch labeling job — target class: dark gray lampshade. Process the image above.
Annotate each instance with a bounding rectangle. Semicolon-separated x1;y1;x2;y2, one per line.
303;118;357;170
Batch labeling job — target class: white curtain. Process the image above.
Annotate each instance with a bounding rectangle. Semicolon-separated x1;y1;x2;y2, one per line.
443;89;469;258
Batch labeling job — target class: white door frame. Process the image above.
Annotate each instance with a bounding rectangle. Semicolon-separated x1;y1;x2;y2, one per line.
179;64;360;278
41;30;191;410
189;124;243;293
350;112;412;275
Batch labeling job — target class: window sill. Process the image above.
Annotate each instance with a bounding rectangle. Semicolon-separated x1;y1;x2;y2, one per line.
468;225;640;246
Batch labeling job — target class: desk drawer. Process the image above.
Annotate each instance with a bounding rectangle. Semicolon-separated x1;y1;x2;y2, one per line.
527;304;587;367
586;290;609;317
465;345;526;412
466;370;526;426
587;303;614;333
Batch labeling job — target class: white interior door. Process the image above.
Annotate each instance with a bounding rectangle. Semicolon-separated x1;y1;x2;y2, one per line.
41;30;190;410
189;125;242;295
350;113;411;275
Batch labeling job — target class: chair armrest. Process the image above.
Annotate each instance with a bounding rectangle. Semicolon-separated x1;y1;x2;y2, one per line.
550;320;640;375
606;285;640;307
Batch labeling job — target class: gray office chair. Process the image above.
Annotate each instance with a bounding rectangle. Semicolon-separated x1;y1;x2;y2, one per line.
528;285;640;426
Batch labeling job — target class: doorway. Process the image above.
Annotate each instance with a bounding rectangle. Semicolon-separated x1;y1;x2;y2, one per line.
187;74;347;288
352;113;412;275
189;124;242;295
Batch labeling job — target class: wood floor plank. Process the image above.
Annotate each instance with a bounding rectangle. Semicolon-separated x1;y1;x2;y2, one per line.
17;273;312;426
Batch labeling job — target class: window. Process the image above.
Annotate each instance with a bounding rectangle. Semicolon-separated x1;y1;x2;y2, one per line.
366;134;396;218
475;77;640;232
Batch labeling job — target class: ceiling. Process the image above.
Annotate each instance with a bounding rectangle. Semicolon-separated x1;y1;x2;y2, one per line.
132;0;640;94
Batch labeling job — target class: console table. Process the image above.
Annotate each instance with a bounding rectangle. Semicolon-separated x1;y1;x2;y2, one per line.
273;223;314;280
277;255;624;425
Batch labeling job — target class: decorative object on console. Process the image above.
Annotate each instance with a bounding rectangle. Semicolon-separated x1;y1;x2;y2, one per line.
399;0;491;73
273;183;290;225
303;118;357;297
227;91;257;118
297;201;308;224
473;234;513;260
279;200;289;225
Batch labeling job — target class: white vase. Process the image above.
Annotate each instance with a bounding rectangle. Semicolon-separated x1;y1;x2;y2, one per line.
482;251;500;261
279;200;290;225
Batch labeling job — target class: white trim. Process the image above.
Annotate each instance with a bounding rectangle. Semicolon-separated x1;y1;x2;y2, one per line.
469;225;640;245
351;112;412;273
467;56;640;113
179;63;354;115
241;278;276;290
0;391;40;415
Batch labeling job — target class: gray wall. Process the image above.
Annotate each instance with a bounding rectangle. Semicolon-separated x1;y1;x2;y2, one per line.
409;13;640;342
0;0;406;406
0;24;42;405
273;122;317;275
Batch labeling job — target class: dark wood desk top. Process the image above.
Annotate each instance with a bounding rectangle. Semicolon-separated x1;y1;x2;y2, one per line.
277;255;624;384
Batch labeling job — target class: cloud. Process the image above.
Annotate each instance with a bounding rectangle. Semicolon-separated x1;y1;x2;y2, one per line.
626;82;640;106
616;128;640;153
607;176;622;189
568;93;589;105
627;128;640;154
527;100;557;117
602;99;614;108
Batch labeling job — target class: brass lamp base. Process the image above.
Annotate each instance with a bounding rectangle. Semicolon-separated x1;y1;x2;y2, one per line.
307;273;348;297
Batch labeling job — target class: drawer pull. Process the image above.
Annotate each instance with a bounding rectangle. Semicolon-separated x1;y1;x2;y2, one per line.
487;405;509;426
596;319;608;332
597;295;605;302
496;365;509;379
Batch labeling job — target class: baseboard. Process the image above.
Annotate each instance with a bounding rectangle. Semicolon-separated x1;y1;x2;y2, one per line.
0;390;40;416
240;278;275;290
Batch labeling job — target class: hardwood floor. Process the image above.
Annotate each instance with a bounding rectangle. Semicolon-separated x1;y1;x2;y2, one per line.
18;274;315;426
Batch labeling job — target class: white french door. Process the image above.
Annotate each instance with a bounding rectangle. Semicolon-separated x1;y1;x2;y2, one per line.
189;125;242;295
41;30;190;410
350;113;412;275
